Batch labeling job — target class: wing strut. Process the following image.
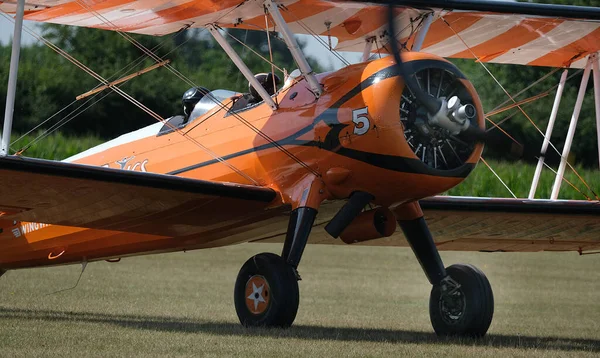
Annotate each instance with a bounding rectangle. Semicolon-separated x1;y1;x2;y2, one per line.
207;25;278;110
0;0;25;156
264;0;322;98
361;38;374;62
529;69;568;199
411;12;434;52
593;53;600;169
550;55;594;199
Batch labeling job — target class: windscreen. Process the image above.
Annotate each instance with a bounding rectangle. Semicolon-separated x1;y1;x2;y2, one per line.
189;90;239;121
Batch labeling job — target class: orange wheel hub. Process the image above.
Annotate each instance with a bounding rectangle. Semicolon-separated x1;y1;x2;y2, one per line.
245;275;270;315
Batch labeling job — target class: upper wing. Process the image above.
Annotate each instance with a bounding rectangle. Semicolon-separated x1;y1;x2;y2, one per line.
2;0;599;68
0;155;279;237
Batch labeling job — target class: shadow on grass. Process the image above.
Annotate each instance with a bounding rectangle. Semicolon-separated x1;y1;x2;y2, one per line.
0;306;598;352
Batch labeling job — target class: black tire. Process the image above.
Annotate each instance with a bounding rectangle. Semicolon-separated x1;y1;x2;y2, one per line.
234;252;299;328
429;264;494;337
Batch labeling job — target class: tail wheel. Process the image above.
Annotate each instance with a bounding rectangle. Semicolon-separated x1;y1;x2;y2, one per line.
234;252;299;328
429;264;494;337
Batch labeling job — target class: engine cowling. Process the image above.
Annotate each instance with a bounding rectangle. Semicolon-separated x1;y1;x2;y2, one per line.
317;53;484;208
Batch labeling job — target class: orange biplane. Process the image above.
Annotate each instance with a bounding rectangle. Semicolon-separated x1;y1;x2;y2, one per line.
1;0;600;337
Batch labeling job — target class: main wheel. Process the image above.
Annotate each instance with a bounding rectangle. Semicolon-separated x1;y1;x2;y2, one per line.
429;264;494;337
234;252;299;328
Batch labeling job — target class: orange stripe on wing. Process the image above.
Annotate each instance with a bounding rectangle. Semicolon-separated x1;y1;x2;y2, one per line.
418;12;481;49
112;0;242;32
528;27;600;68
324;7;388;43
240;0;334;30
25;0;134;22
450;18;563;61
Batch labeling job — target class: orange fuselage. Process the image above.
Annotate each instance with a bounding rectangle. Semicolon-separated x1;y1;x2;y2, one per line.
0;53;483;270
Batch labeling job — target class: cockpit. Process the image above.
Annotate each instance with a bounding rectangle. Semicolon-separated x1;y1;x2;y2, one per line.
158;72;284;136
157;88;241;136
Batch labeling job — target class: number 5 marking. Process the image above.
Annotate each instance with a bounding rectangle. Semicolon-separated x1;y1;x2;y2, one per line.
352;107;370;136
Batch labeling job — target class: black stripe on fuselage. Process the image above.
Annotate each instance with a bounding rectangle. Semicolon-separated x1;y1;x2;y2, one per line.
168;60;474;178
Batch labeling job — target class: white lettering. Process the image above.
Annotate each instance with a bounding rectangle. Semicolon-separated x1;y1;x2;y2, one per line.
19;223;49;235
352;107;370;136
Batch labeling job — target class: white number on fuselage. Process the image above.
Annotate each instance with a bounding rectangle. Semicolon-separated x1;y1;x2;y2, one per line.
352;107;370;136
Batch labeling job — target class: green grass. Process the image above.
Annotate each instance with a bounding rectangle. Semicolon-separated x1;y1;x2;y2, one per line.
447;160;599;200
9;132;103;161
0;244;599;357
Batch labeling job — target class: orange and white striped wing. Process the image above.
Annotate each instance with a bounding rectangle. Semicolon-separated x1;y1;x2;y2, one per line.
415;11;599;69
1;0;599;68
330;9;600;69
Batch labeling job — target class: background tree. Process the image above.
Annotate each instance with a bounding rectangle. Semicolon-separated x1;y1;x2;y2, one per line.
0;25;319;142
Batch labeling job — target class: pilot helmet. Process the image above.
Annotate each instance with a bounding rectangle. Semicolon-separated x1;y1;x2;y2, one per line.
249;73;281;101
182;87;209;116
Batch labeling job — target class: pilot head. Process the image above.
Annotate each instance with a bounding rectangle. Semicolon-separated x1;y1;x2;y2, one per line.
182;87;209;117
249;73;281;101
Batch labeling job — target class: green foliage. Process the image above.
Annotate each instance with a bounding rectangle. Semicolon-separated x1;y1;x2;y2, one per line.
0;25;320;144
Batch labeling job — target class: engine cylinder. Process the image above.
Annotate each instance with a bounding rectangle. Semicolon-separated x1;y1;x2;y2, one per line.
340;207;396;244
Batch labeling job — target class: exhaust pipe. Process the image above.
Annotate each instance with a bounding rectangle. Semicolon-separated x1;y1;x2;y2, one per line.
325;191;373;238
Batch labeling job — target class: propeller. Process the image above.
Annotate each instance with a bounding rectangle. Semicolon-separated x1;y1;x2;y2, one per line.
386;3;496;148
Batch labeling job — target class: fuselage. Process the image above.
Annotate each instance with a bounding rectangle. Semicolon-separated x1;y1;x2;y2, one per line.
0;53;483;270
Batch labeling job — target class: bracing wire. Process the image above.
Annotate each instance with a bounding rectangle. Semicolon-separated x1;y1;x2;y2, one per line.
73;0;319;177
11;2;320;180
3;13;259;185
7;18;189;150
279;4;351;67
226;30;285;74
488;68;560;113
480;157;517;199
486;67;578;130
17;91;113;154
264;9;279;105
440;14;596;200
538;158;592;200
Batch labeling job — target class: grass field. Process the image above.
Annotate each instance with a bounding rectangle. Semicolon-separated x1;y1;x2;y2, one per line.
447;160;600;200
1;243;599;357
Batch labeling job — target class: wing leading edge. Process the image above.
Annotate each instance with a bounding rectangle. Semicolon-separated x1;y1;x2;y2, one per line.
253;196;600;253
419;196;600;253
0;155;279;237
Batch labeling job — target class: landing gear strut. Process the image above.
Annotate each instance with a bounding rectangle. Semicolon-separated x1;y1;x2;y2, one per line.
234;206;316;327
398;210;494;337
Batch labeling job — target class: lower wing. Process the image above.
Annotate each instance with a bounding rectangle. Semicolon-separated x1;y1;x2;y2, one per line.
0;155;279;238
255;197;600;253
